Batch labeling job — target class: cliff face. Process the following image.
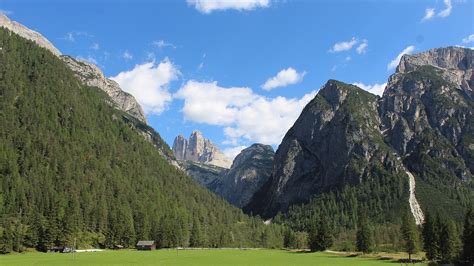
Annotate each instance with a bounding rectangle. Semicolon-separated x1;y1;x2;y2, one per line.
246;47;473;222
172;131;232;168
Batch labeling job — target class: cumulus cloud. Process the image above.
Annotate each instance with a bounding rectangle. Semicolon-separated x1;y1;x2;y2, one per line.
422;8;435;21
329;37;358;53
356;39;368;54
438;0;452;18
352;82;387;96
462;34;474;44
387;45;415;70
111;58;180;115
261;67;306;90
187;0;270;14
175;80;316;145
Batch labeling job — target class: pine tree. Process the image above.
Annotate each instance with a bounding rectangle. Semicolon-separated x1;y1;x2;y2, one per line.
401;212;420;261
422;212;440;261
356;210;372;253
461;207;474;263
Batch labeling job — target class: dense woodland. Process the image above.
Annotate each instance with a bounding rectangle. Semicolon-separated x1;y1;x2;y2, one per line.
0;28;472;264
0;28;286;253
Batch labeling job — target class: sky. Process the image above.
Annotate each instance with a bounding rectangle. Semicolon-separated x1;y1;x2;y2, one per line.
1;0;473;159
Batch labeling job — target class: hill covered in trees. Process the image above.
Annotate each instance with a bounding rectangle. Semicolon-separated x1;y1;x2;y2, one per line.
0;28;285;253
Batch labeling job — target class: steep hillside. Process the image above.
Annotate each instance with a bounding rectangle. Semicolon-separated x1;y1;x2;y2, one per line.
245;47;473;229
0;28;284;253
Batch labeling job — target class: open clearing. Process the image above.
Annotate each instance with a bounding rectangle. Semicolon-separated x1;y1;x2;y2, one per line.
0;249;426;265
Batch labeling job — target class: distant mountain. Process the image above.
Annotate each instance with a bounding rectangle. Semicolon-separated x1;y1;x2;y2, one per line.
211;144;274;208
245;47;473;226
172;131;232;168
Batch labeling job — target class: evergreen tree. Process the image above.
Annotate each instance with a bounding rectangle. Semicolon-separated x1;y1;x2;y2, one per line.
461;207;474;263
189;218;205;247
308;216;333;252
422;212;440;261
439;220;459;264
401;212;420;261
356;210;372;253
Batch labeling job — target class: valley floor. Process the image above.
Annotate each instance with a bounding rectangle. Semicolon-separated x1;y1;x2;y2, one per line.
0;249;426;266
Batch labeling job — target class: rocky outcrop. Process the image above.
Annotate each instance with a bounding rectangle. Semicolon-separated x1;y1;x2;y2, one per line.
172;131;232;168
211;144;274;208
0;15;146;123
0;14;61;56
179;160;226;187
246;47;473;222
61;56;146;123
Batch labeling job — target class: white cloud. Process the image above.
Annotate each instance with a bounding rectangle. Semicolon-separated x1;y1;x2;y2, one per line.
62;31;92;42
110;58;180;115
352;82;387;96
387;45;415;70
462;34;474;44
187;0;270;14
261;67;306;90
90;43;100;50
152;40;176;49
438;0;452;17
223;146;247;161
122;50;133;60
329;37;358;53
175;80;316;145
356;39;368;54
422;8;436;21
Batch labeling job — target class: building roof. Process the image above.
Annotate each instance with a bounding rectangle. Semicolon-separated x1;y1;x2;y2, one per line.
136;240;155;246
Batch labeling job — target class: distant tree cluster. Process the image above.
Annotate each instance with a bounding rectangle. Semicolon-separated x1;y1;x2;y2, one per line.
0;28;287;254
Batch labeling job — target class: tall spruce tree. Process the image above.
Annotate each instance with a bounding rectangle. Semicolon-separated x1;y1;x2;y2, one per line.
422;212;440;261
308;216;333;252
401;212;420;261
439;220;459;264
461;207;474;263
356;210;372;253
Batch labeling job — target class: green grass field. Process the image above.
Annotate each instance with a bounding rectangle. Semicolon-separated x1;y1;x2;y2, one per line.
0;249;426;266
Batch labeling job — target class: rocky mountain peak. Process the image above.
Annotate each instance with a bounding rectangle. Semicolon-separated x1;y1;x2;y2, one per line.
172;131;232;168
397;47;473;73
232;144;274;169
0;14;61;56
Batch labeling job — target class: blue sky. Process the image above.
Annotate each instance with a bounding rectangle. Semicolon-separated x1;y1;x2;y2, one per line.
1;0;473;159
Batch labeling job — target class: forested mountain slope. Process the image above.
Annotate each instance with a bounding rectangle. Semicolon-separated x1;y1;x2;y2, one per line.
0;28;284;253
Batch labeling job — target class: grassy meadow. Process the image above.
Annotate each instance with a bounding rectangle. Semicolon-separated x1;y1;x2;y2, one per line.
0;249;426;266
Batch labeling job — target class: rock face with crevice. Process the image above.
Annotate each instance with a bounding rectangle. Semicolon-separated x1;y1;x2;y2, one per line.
246;47;473;223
